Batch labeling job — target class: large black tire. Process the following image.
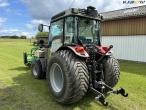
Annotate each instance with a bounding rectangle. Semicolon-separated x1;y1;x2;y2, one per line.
23;52;31;67
23;52;28;65
47;50;89;104
31;60;45;79
102;56;120;88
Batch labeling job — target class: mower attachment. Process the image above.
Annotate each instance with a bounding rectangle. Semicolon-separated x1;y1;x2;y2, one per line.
23;47;39;67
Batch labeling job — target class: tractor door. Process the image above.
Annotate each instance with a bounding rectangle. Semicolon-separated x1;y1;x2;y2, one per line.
64;17;76;44
49;19;63;53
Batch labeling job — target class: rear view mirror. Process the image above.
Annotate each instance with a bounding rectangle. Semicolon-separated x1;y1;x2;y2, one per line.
38;24;43;32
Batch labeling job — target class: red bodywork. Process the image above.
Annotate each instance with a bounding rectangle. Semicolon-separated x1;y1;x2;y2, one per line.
96;46;112;54
73;45;111;55
58;45;112;58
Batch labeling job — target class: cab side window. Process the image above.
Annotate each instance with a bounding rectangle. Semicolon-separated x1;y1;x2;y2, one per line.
65;17;75;44
49;19;63;52
49;19;63;42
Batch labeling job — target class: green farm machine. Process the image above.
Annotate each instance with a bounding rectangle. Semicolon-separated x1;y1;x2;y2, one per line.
24;36;48;67
23;6;128;106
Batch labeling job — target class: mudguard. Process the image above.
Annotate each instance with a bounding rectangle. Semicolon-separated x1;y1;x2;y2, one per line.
57;45;89;58
96;45;113;56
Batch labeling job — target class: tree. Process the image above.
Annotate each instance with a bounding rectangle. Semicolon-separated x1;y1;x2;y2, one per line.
10;35;19;39
20;35;27;39
35;32;49;38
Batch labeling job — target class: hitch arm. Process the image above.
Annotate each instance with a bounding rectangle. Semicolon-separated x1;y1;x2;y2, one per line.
112;87;128;97
100;81;128;97
90;87;109;106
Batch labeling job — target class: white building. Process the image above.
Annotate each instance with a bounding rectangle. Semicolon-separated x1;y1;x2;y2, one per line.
101;5;146;62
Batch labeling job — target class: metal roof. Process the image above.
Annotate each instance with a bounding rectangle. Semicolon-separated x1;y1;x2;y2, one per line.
101;5;146;21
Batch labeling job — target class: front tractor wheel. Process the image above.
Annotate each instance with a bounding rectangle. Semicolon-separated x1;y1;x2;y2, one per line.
47;50;89;104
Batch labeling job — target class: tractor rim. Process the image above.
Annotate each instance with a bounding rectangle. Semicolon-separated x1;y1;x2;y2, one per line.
33;65;38;76
50;63;64;93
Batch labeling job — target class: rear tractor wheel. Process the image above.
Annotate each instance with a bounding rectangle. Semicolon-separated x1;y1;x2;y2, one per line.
102;56;120;91
47;50;89;104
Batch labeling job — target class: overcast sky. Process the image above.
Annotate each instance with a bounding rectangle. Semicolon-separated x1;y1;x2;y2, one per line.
0;0;146;37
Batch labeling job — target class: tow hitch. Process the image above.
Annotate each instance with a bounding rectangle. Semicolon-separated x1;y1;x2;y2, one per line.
91;81;128;106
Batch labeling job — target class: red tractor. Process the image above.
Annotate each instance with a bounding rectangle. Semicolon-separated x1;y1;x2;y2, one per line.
27;6;128;106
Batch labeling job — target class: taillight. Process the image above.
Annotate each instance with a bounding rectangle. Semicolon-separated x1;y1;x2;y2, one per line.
96;46;110;54
75;47;85;54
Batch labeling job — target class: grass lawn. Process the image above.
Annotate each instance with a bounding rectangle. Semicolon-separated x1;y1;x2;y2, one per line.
0;39;146;110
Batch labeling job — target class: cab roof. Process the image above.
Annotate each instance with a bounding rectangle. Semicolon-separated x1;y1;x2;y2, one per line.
51;6;103;22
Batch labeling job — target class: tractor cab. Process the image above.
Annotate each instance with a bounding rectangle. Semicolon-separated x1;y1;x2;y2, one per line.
39;6;103;55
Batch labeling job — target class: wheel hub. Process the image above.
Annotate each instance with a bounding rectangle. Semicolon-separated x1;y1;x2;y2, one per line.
50;63;64;93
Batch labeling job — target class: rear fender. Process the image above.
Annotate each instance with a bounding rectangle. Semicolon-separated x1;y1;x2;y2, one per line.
96;45;113;56
57;46;89;58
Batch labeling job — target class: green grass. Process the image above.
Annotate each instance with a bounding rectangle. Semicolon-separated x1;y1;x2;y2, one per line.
0;39;146;110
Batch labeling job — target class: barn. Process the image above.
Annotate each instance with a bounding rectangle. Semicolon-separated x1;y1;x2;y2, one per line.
101;5;146;62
